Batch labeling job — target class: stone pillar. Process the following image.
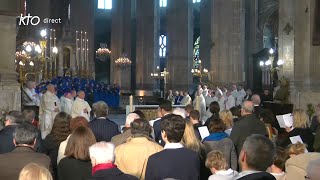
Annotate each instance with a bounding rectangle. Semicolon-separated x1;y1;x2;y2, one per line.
0;15;21;110
278;0;320;109
136;0;159;92
167;0;193;91
210;0;245;86
111;0;132;91
200;0;212;72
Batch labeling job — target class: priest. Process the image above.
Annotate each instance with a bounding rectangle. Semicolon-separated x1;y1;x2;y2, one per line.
39;84;61;139
71;90;92;121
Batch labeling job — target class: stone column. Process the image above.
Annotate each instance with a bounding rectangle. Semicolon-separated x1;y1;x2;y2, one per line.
136;0;159;92
167;0;193;91
111;0;132;91
200;0;213;72
0;15;21;111
210;0;245;86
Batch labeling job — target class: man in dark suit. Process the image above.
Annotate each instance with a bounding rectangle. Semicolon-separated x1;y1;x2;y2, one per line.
0;111;42;153
88;141;138;180
145;115;200;180
251;94;263;118
153;100;173;145
0;123;51;180
230;101;267;156
235;134;276;180
89;101;120;142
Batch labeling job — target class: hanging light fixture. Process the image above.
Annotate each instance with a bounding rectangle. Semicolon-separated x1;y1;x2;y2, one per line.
115;51;131;70
96;43;111;62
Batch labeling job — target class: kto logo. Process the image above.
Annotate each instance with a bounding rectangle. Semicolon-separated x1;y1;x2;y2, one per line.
19;14;62;26
19;14;40;26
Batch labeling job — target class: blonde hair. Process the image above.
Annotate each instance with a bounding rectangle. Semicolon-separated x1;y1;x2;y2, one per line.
287;142;307;155
293;109;309;128
205;150;228;170
181;121;204;155
19;163;52;180
219;110;234;128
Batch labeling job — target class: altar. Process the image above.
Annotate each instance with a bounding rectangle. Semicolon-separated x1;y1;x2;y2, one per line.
126;105;186;121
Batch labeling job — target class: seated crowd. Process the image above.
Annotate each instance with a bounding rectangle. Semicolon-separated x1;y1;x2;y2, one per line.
0;85;320;180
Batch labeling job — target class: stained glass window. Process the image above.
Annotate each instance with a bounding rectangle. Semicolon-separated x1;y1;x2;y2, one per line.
193;0;201;3
193;36;200;68
160;0;167;7
159;35;167;58
98;0;112;10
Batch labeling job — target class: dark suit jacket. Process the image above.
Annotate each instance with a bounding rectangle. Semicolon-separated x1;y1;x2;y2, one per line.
43;134;60;178
277;128;315;152
145;148;200;180
230;114;267;155
238;172;276;180
89;117;120;142
0;146;51;180
153;114;174;145
0;125;43;154
88;168;138;180
58;157;92;180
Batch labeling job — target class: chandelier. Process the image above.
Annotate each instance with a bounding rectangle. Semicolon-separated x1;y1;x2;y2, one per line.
96;43;111;62
115;53;131;69
259;48;284;72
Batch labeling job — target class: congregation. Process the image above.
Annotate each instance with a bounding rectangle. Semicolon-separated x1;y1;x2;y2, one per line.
0;84;320;180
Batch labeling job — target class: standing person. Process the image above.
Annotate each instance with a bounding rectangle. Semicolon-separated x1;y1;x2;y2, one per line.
231;85;238;105
22;81;40;119
60;92;74;115
39;84;61;139
145;115;200;180
0;123;51;180
19;163;53;180
193;89;206;120
58;126;96;180
204;101;220;128
237;86;246;106
219;110;234;135
224;91;235;110
243;89;252;101
230;101;267;156
268;147;288;180
181;91;192;105
189;110;202;140
115;119;163;180
88;142;138;180
71;91;92;121
153;100;173;145
89;101;120;142
234;134;276;179
166;90;174;104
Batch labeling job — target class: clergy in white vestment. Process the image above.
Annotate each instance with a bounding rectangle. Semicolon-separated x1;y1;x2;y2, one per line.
22;81;40;107
231;85;239;104
193;89;206;119
180;91;192;105
216;92;225;112
60;92;74;115
71;91;92;121
236;86;246;106
225;91;236;110
39;84;61;139
202;85;209;97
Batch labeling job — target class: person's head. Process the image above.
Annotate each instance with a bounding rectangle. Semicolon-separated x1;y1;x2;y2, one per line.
197;89;203;96
89;142;115;167
181;121;203;153
77;91;85;99
203;85;208;90
168;90;172;95
197;84;202;90
70;116;89;132
246;89;252;95
232;85;237;91
174;91;179;96
209;101;220;115
251;94;261;106
133;110;146;120
64;92;72;99
208;118;226;133
183;91;189;96
13;123;38;148
219;110;233;129
46;84;55;93
241;101;254;116
172;108;187;118
286;142;307;157
179;91;184;96
22;109;35;124
70;90;77;98
264;89;270;96
64;126;96;161
293;109;308;128
130;118;152;137
190;110;200;123
307;158;320;180
237;85;243;91
185;104;194;116
239;134;276;171
125;113;140;128
26;81;36;89
260;109;276;124
229;106;241;118
50;112;71;144
159;100;172;116
5;110;24;126
92;101;109;118
19;163;53;180
160;114;186;143
205;151;228;174
269;147;289;173
226;91;231;97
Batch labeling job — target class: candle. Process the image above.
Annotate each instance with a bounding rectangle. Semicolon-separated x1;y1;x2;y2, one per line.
80;31;83;73
129;95;133;112
87;39;89;74
75;31;78;72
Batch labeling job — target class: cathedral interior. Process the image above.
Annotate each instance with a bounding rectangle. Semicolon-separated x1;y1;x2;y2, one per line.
0;0;319;111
